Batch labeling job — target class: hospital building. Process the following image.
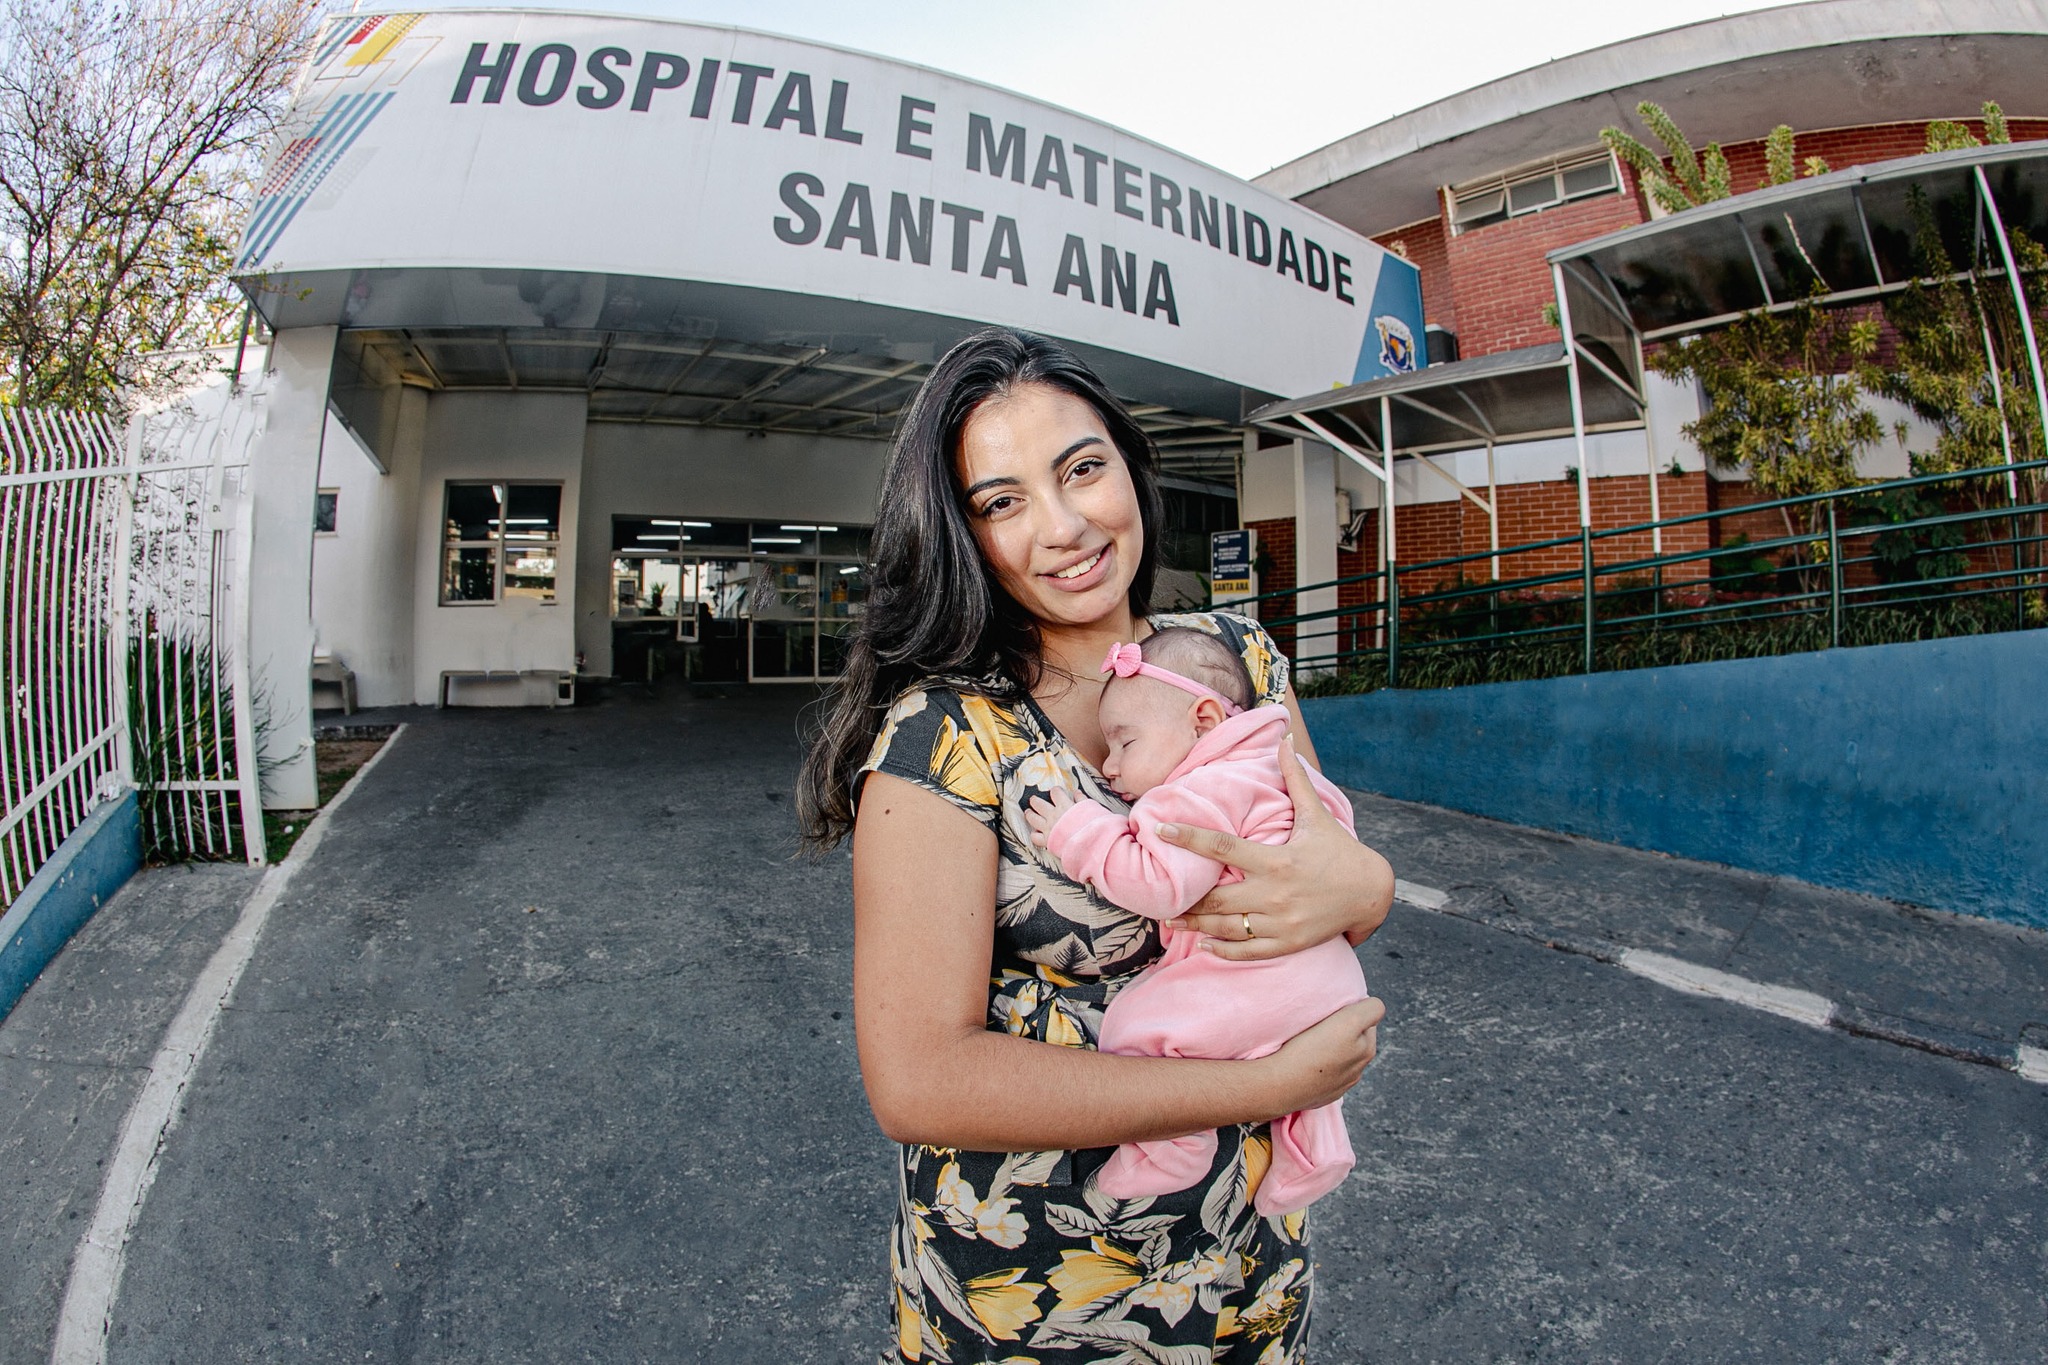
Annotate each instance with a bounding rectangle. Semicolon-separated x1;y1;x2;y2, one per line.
232;0;2048;808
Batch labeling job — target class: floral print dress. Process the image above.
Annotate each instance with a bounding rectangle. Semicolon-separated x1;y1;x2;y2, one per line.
856;612;1317;1364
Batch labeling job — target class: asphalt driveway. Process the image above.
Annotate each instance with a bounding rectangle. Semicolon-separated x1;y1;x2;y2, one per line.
6;685;2043;1363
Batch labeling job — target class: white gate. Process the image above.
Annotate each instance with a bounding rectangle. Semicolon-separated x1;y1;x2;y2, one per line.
0;382;266;909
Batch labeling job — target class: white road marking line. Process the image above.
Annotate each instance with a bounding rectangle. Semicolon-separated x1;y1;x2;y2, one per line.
1389;875;2039;1079
1618;948;1836;1030
50;726;406;1365
1394;879;1450;910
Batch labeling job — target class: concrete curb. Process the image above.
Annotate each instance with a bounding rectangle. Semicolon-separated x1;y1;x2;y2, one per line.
0;791;141;1024
1391;881;2045;1082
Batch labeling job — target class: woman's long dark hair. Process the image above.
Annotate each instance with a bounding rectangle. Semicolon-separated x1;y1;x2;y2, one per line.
796;327;1165;849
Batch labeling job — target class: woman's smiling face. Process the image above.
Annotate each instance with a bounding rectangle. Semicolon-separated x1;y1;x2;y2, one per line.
955;381;1144;630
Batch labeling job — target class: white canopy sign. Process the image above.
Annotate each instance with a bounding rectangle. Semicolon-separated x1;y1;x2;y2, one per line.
241;10;1425;397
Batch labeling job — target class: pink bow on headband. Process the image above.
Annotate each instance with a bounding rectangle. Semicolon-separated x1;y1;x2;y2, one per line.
1101;642;1243;715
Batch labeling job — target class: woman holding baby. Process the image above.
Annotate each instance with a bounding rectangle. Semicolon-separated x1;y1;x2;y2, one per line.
796;327;1394;1363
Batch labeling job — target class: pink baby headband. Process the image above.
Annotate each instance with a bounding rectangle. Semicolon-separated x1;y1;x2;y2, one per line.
1101;642;1243;715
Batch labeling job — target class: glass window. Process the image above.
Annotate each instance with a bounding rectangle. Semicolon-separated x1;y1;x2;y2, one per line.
444;483;502;542
751;560;818;620
442;542;499;603
314;489;338;534
751;523;818;556
604;516;871;680
502;484;561;602
821;561;867;622
503;544;558;602
689;520;751;553
613;517;678;619
441;482;502;604
440;481;561;605
1452;186;1506;230
504;484;561;539
818;561;864;679
752;620;817;679
1561;158;1617;199
1450;149;1619;234
689;558;754;622
1507;174;1561;215
819;619;856;678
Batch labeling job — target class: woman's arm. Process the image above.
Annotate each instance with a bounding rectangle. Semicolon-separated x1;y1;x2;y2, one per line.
853;772;1382;1151
1156;730;1396;958
1278;682;1324;770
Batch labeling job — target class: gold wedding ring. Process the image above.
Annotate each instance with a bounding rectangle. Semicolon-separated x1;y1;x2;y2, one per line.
1242;913;1254;939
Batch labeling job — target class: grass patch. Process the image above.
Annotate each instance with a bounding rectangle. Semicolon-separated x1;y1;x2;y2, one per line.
260;735;388;861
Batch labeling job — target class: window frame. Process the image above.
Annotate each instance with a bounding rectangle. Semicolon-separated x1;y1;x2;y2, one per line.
1448;148;1621;235
439;479;563;607
314;487;339;536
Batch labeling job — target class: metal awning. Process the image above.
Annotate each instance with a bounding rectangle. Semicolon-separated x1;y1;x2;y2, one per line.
1548;142;2048;340
1246;342;1641;455
1244;339;1651;579
1549;141;2048;512
331;326;1247;486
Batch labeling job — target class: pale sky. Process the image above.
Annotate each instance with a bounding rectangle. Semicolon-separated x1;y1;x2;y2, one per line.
411;0;1795;177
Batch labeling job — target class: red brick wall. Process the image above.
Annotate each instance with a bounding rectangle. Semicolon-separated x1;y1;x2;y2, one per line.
1245;517;1296;656
1332;541;1378;662
1380;500;1464;586
1708;474;2035;593
1373;213;1457;336
1440;174;1648;357
1706;478;1782;528
1363;476;1713;584
1713;119;2048;191
1275;476;1720;663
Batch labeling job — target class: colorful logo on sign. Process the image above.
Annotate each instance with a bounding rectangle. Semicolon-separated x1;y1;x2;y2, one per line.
235;13;435;271
1375;314;1417;374
1352;253;1427;384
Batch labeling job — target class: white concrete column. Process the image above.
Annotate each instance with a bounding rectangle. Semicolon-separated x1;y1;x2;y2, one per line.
1292;438;1340;674
247;325;336;810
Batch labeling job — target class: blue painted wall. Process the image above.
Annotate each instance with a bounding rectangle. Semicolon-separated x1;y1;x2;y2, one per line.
1303;631;2048;928
0;789;142;1021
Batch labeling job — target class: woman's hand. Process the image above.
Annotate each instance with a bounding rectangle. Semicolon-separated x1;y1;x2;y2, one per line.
1255;997;1385;1116
857;773;1331;1150
1156;734;1394;960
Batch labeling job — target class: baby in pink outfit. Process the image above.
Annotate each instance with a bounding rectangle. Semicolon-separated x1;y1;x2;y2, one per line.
1024;627;1369;1216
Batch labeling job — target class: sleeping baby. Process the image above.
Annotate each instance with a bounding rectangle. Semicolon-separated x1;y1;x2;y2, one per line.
1025;627;1371;1216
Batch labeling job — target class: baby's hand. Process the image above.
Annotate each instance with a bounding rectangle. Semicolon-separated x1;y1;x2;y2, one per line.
1024;787;1077;846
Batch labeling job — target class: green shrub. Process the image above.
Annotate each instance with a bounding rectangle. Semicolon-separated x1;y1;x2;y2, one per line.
1294;596;2032;698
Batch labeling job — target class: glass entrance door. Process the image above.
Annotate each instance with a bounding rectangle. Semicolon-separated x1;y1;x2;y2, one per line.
819;561;867;678
609;516;870;685
748;559;817;681
746;558;867;682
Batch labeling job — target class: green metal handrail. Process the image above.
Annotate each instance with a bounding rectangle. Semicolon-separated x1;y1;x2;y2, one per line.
1239;458;2048;686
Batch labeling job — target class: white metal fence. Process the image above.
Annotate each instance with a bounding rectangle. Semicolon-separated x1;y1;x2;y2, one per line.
0;410;129;904
0;383;265;909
